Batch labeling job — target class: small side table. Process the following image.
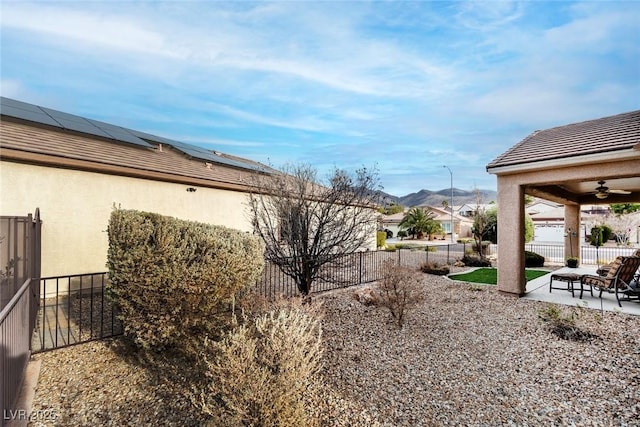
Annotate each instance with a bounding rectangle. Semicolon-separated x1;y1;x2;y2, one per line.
549;273;582;297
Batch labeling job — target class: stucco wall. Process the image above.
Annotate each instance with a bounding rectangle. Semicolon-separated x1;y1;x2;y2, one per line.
1;161;254;277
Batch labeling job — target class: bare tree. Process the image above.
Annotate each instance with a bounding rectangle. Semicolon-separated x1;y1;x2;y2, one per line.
248;164;380;296
472;189;490;259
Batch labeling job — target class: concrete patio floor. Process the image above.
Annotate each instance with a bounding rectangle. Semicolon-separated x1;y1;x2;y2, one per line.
523;264;640;316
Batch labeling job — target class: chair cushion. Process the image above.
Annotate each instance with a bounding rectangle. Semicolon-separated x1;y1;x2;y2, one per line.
582;274;604;287
604;256;624;280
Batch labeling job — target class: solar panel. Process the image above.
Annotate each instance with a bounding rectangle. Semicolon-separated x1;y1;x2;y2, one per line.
2;97;268;173
51;117;114;139
164;139;268;172
1;97;46;112
129;129;266;171
0;104;61;127
87;119;154;148
36;107;152;148
129;130;176;146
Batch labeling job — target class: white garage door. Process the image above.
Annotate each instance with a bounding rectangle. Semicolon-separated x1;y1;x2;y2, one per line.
534;224;565;242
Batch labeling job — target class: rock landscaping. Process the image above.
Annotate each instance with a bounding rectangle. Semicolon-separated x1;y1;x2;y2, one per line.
30;273;640;426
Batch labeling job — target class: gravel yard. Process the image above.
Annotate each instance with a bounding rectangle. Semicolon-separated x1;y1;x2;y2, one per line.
30;273;640;426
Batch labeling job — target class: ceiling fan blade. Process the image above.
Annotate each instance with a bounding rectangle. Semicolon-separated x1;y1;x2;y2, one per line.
609;189;631;194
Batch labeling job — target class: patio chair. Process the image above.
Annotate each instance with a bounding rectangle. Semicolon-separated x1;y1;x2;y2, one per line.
597;249;640;276
580;256;640;307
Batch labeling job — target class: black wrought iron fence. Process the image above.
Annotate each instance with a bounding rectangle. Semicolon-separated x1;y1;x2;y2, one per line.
32;273;123;353
524;243;638;265
255;245;470;297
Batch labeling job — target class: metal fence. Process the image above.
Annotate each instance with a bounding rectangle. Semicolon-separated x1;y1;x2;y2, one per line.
33;273;122;353
33;244;473;351
523;243;639;265
256;244;475;297
20;240;640;356
1;210;41;427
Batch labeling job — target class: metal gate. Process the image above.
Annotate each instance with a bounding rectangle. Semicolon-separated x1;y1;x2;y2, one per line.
1;209;42;427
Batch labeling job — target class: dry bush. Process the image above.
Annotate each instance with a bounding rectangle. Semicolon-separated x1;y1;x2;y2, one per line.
200;304;323;427
106;208;265;351
377;260;424;328
537;304;598;341
420;261;450;275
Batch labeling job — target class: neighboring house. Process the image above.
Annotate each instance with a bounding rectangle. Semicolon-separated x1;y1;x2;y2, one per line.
525;199;562;216
380;211;405;238
0;97;376;278
455;203;494;218
529;207;595;242
380;206;472;240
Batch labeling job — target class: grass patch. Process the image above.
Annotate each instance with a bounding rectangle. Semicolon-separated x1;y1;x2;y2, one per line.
448;268;550;285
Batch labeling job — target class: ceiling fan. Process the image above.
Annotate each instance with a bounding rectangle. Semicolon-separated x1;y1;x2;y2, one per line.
592;180;631;199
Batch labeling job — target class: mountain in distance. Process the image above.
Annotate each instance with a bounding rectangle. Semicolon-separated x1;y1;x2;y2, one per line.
378;188;497;208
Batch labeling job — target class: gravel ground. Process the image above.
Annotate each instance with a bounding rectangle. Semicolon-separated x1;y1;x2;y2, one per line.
30;272;640;426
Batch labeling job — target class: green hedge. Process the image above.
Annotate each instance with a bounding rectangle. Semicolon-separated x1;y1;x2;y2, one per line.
106;209;265;350
525;250;545;267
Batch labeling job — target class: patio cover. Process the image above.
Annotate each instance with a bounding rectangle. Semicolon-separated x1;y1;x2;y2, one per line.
486;110;640;295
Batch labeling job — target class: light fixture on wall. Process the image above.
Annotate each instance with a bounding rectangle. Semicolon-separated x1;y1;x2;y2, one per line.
186;187;197;192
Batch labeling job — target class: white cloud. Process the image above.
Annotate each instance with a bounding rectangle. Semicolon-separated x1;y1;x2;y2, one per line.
454;1;524;31
0;79;25;98
2;4;178;58
1;1;637;196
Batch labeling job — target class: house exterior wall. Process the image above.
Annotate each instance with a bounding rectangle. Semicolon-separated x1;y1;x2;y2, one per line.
1;161;253;277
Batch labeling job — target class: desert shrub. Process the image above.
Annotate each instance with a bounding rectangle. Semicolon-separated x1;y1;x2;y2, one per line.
200;305;323;427
420;261;450;275
566;257;579;268
385;244;397;252
376;230;387;248
106;208;265;350
395;243;431;250
538;304;597;341
461;255;492;267
377;260;424;328
525;250;545;267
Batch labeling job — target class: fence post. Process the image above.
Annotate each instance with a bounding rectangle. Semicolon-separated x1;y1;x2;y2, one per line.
447;244;451;264
358;252;363;284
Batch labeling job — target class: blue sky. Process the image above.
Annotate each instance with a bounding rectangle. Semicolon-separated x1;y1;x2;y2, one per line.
1;1;638;197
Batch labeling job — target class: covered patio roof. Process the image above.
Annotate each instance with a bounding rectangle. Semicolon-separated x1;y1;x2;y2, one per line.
487;110;640;206
486;110;640;296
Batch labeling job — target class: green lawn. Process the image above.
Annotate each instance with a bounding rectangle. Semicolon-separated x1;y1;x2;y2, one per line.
448;268;550;285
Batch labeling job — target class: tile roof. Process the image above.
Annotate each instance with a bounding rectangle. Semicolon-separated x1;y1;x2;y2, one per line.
0;98;273;191
487;110;640;170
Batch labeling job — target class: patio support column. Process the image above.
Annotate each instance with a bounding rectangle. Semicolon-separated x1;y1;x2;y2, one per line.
564;204;580;263
496;177;526;295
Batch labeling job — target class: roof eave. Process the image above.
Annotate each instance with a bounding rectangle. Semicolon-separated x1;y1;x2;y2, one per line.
0;147;256;193
486;149;640;176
